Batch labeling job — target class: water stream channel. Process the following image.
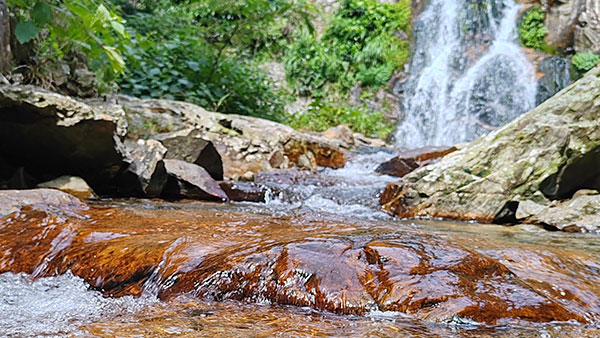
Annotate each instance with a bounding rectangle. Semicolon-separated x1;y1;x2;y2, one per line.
1;152;599;337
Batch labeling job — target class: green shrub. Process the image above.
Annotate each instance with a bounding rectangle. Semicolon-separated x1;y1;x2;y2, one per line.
571;52;600;72
285;0;411;94
287;100;394;139
284;30;346;96
118;13;285;121
8;0;130;86
518;6;549;51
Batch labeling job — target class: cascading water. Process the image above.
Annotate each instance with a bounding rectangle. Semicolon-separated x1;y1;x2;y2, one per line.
395;0;537;148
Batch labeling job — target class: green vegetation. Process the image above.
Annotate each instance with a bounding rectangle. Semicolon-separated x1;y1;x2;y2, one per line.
286;0;411;95
518;6;549;52
571;52;600;72
283;0;410;138
8;0;129;86
287;100;393;140
5;0;407;139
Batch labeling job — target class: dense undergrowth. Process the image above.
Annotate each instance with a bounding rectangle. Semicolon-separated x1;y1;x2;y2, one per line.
4;0;407;139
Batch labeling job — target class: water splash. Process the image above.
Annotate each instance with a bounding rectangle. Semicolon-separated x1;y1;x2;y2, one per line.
396;0;537;148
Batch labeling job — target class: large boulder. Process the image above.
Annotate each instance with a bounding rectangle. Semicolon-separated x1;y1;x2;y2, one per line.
111;96;347;180
381;65;600;230
0;85;129;194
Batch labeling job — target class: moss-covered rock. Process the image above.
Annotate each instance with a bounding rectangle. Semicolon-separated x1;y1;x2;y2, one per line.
382;65;600;230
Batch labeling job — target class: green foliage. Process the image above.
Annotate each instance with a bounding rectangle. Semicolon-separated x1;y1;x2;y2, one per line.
8;0;130;84
285;0;411;95
287;100;393;139
284;30;345;96
571;52;600;72
518;6;549;52
117;9;286;121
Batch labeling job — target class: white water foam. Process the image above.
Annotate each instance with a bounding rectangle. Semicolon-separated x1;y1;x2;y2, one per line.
396;0;537;147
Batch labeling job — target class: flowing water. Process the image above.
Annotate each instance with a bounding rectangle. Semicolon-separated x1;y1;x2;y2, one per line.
1;151;600;337
395;0;537;147
0;1;597;336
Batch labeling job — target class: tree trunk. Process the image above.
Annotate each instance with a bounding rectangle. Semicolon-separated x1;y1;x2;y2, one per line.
0;0;11;74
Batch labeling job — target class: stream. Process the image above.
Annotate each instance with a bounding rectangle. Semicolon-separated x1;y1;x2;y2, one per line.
1;152;599;337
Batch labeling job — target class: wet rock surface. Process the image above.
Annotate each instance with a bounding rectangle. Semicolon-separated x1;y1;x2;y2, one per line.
0;189;85;218
0;200;598;326
381;66;600;231
375;146;457;177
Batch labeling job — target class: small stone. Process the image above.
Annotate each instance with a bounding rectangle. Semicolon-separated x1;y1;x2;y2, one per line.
572;189;599;199
38;176;97;199
241;171;255;182
515;200;546;220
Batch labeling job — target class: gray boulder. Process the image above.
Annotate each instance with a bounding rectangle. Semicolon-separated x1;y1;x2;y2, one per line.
381;65;600;231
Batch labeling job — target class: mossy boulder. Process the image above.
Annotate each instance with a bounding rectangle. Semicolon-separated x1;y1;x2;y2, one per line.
382;65;600;230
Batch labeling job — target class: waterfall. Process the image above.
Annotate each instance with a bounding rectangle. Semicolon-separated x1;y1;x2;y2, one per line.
395;0;537;148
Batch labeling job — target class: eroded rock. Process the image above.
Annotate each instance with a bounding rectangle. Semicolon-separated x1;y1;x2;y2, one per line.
163;159;228;201
112;96;347;180
375;146;457;177
0;204;592;325
381;66;600;228
0;85;129;194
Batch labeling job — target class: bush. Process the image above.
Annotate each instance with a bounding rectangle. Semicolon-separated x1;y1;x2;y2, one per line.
287;100;394;139
518;6;549;51
285;0;411;94
571;52;600;72
8;0;129;87
118;13;285;121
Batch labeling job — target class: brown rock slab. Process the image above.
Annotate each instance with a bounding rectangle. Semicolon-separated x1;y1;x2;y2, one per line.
376;146;457;177
162;159;228;201
219;181;267;202
0;204;592;325
0;188;85;218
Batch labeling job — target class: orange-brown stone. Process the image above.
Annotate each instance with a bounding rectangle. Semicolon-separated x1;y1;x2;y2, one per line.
0;202;595;325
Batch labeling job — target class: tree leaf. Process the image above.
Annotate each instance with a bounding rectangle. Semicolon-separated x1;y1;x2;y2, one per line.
95;4;112;23
32;1;53;26
14;21;39;44
110;21;126;38
103;46;126;73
